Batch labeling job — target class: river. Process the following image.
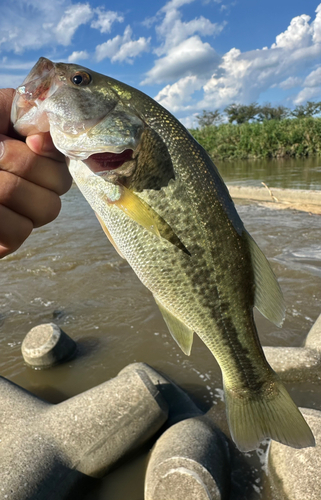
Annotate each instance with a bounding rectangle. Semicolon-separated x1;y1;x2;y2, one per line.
1;157;320;499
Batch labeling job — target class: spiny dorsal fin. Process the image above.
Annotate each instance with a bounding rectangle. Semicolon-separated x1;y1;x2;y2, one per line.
244;230;285;327
155;298;194;355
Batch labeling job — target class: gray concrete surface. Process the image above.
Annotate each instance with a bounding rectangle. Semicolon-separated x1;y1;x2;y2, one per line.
228;185;321;206
268;408;321;500
0;366;168;499
119;362;203;425
21;323;77;368
264;313;321;382
145;416;230;500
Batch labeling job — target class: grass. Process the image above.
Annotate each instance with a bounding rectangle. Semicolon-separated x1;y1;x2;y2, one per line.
189;117;321;160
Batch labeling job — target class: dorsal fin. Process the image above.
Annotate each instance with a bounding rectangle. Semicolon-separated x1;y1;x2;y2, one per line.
244;230;285;327
155;298;194;355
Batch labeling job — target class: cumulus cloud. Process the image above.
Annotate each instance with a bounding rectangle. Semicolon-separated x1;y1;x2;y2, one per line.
95;25;150;63
67;50;89;62
271;14;313;50
154;75;204;112
55;4;93;46
142;36;219;85
142;0;224;86
313;4;321;42
153;4;321;116
155;0;226;56
91;8;124;33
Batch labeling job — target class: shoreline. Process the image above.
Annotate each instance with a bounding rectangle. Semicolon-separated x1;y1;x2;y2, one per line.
227;184;321;214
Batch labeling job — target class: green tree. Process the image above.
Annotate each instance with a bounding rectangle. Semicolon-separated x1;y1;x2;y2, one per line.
257;103;289;121
196;109;222;128
224;103;260;124
291;101;321;118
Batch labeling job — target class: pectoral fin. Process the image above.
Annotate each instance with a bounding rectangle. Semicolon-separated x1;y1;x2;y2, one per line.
155;298;194;355
244;230;285;327
95;212;125;259
113;185;190;255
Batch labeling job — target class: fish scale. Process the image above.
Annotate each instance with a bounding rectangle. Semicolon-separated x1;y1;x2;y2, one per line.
12;57;315;452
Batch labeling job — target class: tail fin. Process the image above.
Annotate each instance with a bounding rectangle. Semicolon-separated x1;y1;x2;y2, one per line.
224;379;315;452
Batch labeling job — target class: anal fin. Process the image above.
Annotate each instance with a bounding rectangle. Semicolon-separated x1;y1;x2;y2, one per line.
155;298;194;355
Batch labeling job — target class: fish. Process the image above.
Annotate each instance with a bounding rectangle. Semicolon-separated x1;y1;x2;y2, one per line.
11;57;315;452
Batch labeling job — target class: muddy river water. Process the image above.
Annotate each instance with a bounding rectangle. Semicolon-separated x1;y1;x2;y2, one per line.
1;157;320;498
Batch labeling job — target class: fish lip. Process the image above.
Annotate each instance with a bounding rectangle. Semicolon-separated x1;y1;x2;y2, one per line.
11;58;57;128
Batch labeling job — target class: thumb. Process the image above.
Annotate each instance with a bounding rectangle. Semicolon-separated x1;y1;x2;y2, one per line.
26;133;65;161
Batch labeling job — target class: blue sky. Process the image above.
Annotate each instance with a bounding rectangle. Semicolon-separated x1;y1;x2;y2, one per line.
1;0;321;126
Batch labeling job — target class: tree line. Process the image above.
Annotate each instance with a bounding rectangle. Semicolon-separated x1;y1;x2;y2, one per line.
196;101;321;128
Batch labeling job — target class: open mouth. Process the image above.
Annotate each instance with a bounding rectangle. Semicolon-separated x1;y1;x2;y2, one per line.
84;149;134;174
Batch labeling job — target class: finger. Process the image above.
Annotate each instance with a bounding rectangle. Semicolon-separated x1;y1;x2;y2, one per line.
26;133;65;162
0;135;72;196
0;205;33;258
0;88;15;136
0;170;61;228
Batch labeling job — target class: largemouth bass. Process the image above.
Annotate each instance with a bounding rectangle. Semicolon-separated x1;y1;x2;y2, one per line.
11;58;314;451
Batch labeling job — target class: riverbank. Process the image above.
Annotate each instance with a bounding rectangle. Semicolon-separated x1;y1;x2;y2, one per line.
190;117;321;160
227;184;321;214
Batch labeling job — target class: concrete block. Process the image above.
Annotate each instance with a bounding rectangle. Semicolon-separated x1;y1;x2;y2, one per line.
0;366;168;499
145;416;230;500
119;362;203;425
268;408;321;500
264;314;321;382
21;323;77;368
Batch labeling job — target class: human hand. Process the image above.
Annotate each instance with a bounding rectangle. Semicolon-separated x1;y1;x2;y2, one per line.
0;88;72;258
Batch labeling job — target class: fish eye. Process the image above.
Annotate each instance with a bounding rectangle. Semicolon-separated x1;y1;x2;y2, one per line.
71;71;92;86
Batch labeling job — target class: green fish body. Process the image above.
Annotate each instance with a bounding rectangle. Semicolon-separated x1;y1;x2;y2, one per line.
12;58;314;451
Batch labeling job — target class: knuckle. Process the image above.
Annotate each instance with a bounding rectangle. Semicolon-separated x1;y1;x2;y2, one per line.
0;138;34;177
0;170;20;202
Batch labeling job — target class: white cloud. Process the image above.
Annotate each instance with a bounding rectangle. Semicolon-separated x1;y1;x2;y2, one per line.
0;73;28;89
155;75;204;112
91;8;124;33
67;50;89;63
303;66;321;87
179;113;199;129
271;14;313;50
152;3;321;118
95;25;150;63
155;0;226;56
294;86;321;104
312;4;321;43
0;60;36;70
55;3;93;46
0;1;94;53
294;65;321;104
142;0;225;88
279;76;303;89
142;36;219;85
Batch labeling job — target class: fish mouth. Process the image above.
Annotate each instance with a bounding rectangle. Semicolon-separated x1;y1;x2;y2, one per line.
84;149;135;180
